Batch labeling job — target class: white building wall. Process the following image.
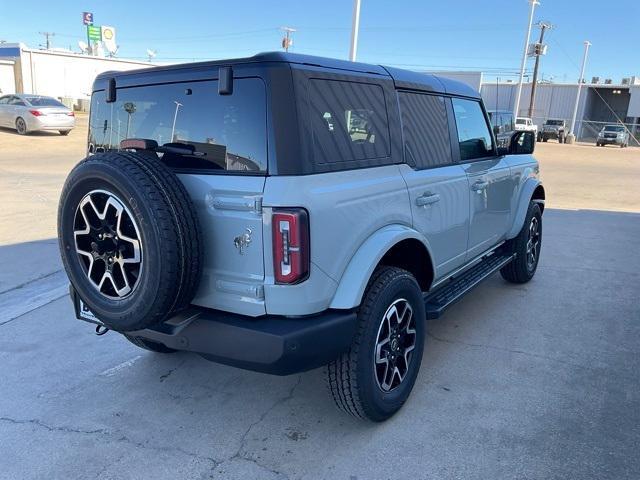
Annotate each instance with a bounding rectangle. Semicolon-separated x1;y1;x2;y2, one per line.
481;82;589;128
427;71;483;92
0;60;15;94
628;86;640;117
0;44;154;101
19;48;153;99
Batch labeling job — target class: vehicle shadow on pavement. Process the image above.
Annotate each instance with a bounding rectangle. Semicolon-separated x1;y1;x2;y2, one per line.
1;208;639;479
0;126;64;137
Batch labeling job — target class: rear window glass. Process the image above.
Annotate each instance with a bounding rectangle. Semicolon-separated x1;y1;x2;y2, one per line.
309;79;390;164
25;96;65;107
89;78;267;173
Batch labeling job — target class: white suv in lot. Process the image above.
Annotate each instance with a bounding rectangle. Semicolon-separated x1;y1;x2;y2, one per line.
58;53;544;421
515;117;538;137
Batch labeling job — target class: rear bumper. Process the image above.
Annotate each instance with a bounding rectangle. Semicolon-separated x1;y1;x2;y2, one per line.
28;116;75;131
132;308;357;375
71;288;357;376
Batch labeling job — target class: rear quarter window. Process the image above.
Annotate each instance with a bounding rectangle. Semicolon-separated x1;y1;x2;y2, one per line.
88;77;267;173
308;79;390;166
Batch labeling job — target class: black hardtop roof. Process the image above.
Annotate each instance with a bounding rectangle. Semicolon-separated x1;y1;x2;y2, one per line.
95;52;479;98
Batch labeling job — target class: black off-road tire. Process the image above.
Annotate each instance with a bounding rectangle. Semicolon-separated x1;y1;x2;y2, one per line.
59;130;71;136
325;266;426;422
501;201;542;284
58;151;203;332
123;334;177;353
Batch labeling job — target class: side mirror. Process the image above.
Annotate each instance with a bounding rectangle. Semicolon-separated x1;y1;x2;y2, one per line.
509;131;535;155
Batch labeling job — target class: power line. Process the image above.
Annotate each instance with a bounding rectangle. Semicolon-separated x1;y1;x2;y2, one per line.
38;31;55;50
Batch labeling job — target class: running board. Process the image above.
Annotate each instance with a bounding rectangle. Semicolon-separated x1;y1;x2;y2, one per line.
424;252;516;319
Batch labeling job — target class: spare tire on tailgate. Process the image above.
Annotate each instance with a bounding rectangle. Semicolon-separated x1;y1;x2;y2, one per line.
57;151;203;332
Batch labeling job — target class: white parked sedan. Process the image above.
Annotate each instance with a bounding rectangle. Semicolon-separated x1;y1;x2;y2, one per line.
0;94;75;135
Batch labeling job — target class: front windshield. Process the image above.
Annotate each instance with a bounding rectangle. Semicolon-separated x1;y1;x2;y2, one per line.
546;120;563;126
25;96;66;107
603;125;624;132
516;119;526;125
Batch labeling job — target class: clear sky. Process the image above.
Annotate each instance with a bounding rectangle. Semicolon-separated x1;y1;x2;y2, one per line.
1;0;638;83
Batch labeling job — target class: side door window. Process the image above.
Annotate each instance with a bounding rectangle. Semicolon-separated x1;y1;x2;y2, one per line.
452;97;513;260
399;92;452;169
451;98;494;161
9;97;26;106
398;92;470;277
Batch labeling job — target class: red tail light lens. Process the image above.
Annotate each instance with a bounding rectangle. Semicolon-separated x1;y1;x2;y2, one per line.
29;109;44;117
272;208;309;284
67;111;75;117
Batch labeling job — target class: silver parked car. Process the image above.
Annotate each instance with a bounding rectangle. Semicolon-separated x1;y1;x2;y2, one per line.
596;124;629;148
0;94;75;135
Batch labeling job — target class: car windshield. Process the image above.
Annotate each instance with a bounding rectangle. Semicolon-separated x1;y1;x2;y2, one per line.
546;120;563;125
25;96;66;107
603;125;624;132
516;119;527;124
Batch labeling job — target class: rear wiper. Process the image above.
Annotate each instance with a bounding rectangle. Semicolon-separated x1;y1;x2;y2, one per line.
119;138;205;156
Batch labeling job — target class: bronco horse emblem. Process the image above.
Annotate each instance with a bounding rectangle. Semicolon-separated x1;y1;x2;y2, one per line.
234;228;252;254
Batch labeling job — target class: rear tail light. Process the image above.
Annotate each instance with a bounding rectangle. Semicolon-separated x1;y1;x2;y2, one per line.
29;110;44;117
67;111;75;117
272;208;309;284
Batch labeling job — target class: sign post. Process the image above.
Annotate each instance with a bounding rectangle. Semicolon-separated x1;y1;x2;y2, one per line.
83;12;94;55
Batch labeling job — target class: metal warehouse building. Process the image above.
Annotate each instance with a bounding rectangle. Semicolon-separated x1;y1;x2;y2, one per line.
0;43;153;109
481;80;640;145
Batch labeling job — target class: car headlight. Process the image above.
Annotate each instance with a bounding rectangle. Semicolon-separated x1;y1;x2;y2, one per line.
598;132;604;137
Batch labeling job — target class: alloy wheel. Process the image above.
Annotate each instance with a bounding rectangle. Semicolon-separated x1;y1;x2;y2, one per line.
374;298;417;392
73;189;143;299
526;216;540;270
16;118;26;134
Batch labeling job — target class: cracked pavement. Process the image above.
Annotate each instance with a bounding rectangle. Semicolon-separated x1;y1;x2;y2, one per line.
1;121;640;479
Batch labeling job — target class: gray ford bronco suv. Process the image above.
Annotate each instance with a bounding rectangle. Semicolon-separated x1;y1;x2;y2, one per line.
58;53;544;421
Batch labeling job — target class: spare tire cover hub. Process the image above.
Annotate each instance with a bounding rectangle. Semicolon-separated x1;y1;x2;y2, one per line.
73;189;142;299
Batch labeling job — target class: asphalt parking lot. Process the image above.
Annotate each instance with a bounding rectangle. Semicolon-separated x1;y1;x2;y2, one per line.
1;117;639;479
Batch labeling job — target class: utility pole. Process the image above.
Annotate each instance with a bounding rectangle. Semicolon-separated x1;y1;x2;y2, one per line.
349;0;362;61
281;27;296;52
568;40;591;142
514;0;539;119
528;22;552;119
39;31;55;50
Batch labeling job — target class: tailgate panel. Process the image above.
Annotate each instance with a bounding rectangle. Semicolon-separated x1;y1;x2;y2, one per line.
178;174;267;316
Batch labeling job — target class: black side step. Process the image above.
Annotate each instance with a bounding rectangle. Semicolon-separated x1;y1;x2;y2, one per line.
424;252;516;319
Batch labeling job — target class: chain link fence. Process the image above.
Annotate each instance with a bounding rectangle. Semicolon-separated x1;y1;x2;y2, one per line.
530;116;640;146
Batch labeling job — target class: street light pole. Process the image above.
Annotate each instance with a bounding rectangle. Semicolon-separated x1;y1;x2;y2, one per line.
528;22;551;119
514;0;539;119
349;0;362;61
569;40;591;140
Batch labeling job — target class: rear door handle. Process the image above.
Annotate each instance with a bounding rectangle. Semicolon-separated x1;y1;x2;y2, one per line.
416;192;440;207
472;180;489;192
